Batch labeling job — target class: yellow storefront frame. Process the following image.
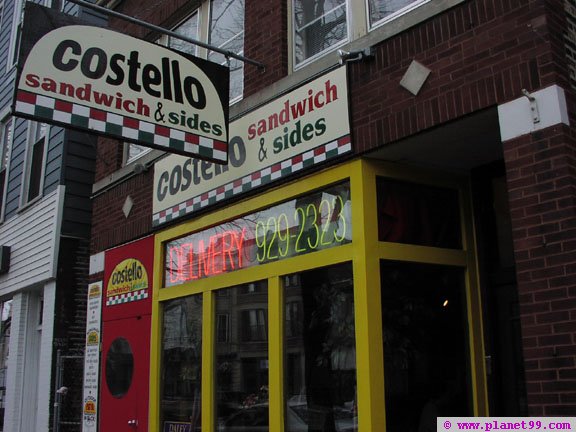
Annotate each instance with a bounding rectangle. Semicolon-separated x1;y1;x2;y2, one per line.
150;158;488;432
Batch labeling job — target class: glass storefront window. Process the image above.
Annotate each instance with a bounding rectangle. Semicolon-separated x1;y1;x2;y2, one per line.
376;178;461;248
284;263;358;432
161;295;203;430
164;182;351;287
381;261;471;432
216;281;269;431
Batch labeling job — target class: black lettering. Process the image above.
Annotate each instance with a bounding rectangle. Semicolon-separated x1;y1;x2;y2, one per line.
168;112;179;124
315;118;326;136
192;159;202;185
183;76;206;109
273;136;283;154
169;166;182;195
201;161;213;181
157;171;169;201
171;60;183;104
106;54;125;85
181;159;192;191
80;47;107;79
229;136;246;168
142;64;161;97
53;39;80;72
127;51;142;92
212;124;223;136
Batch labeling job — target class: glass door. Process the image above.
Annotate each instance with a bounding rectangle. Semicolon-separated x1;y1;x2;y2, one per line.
380;261;471;432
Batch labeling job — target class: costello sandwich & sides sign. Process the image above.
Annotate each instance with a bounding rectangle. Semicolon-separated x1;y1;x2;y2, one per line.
153;66;352;226
12;3;229;162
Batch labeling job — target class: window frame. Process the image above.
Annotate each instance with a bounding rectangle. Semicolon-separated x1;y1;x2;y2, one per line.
291;0;351;70
151;158;488;431
7;0;52;72
289;0;463;71
366;0;431;30
20;121;49;208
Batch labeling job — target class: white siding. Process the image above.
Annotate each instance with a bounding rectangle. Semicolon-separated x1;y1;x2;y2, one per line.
3;292;27;432
0;186;63;295
36;281;56;432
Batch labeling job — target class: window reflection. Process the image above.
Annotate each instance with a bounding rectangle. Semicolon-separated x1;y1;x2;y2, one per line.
367;0;428;27
376;178;461;248
216;281;269;431
381;262;471;432
284;263;358;432
161;295;203;430
293;0;348;66
209;0;245;101
105;338;134;398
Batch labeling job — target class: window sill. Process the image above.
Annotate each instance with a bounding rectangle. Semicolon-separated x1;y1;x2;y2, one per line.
17;195;43;214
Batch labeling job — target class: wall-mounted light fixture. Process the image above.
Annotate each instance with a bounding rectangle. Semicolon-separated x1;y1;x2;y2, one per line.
338;47;374;65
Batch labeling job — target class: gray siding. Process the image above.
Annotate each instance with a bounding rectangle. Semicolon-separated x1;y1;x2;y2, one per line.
0;0;103;225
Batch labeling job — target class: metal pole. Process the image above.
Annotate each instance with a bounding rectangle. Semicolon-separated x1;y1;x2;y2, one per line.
63;0;266;70
53;349;62;432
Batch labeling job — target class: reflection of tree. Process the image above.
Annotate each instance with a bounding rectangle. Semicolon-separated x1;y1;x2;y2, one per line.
367;0;419;25
300;263;355;431
209;0;245;100
162;296;203;425
293;0;347;63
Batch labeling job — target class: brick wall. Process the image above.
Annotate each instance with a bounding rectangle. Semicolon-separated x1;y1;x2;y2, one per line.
92;0;573;249
503;121;576;415
348;0;568;155
244;0;288;98
89;0;576;415
91;169;153;252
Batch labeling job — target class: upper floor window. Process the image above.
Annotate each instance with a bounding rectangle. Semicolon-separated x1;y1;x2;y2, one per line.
368;0;429;28
125;0;244;166
9;0;52;69
292;0;431;69
293;0;348;67
209;0;245;102
167;11;199;57
123;141;150;165
22;121;48;204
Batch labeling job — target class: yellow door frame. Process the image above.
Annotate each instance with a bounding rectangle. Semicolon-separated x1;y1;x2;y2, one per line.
149;158;488;432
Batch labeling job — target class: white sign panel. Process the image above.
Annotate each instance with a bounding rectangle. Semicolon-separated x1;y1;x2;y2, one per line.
153;66;351;226
14;3;229;162
82;281;103;432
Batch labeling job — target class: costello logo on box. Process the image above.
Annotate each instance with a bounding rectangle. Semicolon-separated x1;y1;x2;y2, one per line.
107;258;148;298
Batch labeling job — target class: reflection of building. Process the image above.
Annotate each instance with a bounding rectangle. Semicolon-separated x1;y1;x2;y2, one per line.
90;0;576;430
215;283;269;410
0;2;103;431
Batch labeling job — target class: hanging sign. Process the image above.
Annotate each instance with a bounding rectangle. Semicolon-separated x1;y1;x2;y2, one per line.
153;66;351;226
13;3;229;162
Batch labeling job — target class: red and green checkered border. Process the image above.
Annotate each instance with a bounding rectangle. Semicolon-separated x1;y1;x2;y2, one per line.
106;289;149;306
15;90;227;162
153;135;352;226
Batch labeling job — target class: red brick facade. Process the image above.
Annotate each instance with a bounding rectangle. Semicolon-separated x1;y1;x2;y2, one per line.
91;0;576;416
503;123;576;415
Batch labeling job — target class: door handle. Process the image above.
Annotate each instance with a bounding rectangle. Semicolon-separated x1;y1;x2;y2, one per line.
128;419;138;427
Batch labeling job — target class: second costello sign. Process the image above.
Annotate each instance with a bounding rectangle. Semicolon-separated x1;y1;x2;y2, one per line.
13;3;229;163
